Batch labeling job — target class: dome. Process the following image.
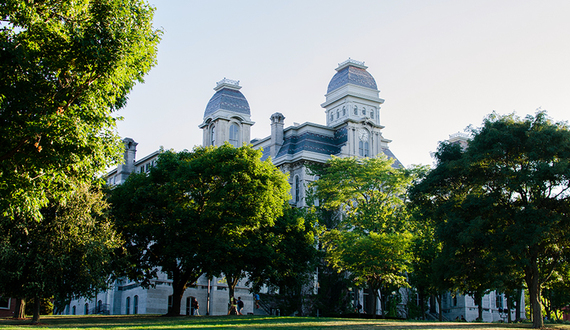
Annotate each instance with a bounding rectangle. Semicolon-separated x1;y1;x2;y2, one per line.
326;59;377;94
204;78;250;118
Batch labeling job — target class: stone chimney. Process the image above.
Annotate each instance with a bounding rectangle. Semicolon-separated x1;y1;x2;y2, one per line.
116;138;138;183
270;112;285;158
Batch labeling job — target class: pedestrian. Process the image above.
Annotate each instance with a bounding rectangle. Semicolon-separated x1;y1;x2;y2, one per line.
237;297;244;315
191;299;200;316
254;293;260;309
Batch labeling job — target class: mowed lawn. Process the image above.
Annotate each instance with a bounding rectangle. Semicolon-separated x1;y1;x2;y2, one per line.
2;315;570;330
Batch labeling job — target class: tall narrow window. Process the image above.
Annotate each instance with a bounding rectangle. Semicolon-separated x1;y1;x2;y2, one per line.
98;300;102;313
295;176;300;203
126;297;130;315
85;303;89;315
229;124;239;147
359;141;369;157
72;306;76;315
134;295;139;314
211;126;216;146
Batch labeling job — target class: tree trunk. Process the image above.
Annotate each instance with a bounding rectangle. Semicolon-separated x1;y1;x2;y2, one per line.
168;270;192;316
13;298;25;319
515;288;522;322
225;272;240;314
526;256;543;328
31;297;40;324
475;294;483;321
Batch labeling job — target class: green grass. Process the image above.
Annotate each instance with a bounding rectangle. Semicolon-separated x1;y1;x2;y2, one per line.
1;315;569;330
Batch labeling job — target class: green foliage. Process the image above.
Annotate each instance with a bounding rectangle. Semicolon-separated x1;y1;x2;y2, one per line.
25;297;53;316
410;111;570;328
110;144;291;315
0;0;161;221
0;181;121;320
309;155;421;316
249;206;320;316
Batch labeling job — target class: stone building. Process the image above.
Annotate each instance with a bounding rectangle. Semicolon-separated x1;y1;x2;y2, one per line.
61;59;523;319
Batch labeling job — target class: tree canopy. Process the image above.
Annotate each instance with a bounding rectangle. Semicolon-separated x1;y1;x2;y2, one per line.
110;144;291;315
309;155;420;316
0;181;121;322
410;111;570;328
0;0;161;220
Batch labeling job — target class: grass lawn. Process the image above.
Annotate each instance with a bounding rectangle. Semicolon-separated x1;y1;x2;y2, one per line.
1;315;570;330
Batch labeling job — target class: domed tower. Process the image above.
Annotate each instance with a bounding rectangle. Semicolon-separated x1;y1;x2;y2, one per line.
322;59;392;159
321;58;384;127
199;78;254;147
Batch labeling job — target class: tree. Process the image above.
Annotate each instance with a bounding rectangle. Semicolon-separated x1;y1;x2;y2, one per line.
410;111;570;328
248;206;320;316
110;144;290;316
0;0;161;221
0;182;122;323
309;155;420;317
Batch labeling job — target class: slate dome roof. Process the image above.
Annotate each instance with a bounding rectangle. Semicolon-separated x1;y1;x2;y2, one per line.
326;60;377;93
204;79;250;118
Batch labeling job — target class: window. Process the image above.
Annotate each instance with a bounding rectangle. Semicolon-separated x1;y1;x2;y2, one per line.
336;110;339;119
370;110;374;119
295;176;300;203
126;297;130;315
84;303;89;315
211;126;216;146
353;105;358;115
330;112;333;121
359;141;369;157
0;296;10;309
496;293;503;309
72;306;76;315
97;300;102;313
362;107;366;115
134;295;138;314
343;106;346;116
229;124;239;147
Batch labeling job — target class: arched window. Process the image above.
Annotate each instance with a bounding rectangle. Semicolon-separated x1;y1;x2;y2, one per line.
229;124;239;147
362;107;366;115
211;126;216;146
84;303;89;315
342;106;346;116
330;112;333;121
295;176;300;203
370;110;374;119
134;295;139;314
359;141;369;157
97;300;102;313
126;296;130;315
353;105;358;115
72;306;76;315
336;110;339;119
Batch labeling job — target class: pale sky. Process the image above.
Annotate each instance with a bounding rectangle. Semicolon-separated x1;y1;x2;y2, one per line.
116;0;570;167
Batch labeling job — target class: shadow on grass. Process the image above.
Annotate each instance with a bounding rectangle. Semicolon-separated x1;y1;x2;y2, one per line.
1;315;567;330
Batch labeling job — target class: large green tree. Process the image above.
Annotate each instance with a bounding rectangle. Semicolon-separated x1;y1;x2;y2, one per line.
0;0;161;221
248;206;320;316
0;182;121;323
110;144;290;316
309;156;420;317
410;111;570;328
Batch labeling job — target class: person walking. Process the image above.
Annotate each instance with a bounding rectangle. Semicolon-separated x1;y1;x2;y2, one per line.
237;297;244;315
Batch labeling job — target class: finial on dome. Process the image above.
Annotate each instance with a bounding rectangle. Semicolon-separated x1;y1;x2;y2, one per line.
214;78;241;91
336;58;367;71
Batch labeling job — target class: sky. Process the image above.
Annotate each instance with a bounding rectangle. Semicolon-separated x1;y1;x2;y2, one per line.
116;0;570;167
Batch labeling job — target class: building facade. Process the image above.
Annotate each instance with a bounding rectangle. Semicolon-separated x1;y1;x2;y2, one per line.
62;59;523;319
